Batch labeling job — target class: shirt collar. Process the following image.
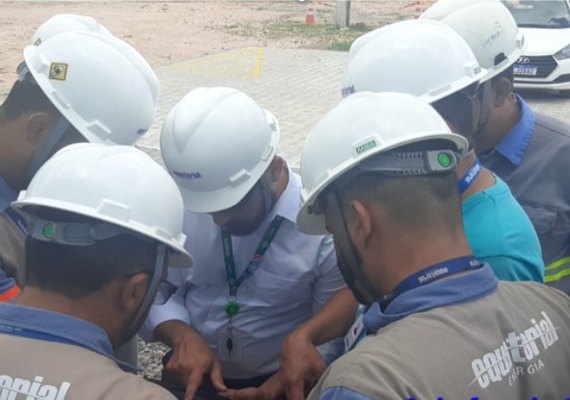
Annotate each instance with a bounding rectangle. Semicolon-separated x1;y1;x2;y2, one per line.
494;94;536;167
0;303;137;372
270;162;301;224
363;263;498;332
0;175;17;213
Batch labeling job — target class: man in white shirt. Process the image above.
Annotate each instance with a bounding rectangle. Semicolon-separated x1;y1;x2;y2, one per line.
142;87;345;400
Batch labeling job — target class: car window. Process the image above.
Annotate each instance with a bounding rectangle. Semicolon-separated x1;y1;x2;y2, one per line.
502;0;570;28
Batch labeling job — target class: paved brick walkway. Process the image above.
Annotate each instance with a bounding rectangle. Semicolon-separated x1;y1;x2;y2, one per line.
137;47;348;166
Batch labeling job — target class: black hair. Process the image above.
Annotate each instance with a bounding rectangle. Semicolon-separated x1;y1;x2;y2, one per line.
25;207;157;298
336;140;462;235
0;79;58;122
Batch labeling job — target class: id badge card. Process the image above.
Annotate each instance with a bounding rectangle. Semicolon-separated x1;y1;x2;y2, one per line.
217;326;244;362
344;305;367;353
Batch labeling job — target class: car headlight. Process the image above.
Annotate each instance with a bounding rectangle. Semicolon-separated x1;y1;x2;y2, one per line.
555;44;570;61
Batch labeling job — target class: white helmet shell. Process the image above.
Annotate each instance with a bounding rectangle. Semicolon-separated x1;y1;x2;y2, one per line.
297;91;469;235
23;30;159;145
160;87;280;213
342;19;487;103
421;0;526;81
32;14;112;45
13;143;192;266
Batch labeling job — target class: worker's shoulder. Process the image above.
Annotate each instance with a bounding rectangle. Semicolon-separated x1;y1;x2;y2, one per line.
534;111;570;141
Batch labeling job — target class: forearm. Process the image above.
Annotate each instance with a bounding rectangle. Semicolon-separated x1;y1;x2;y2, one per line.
262;372;285;399
302;287;358;346
154;319;201;348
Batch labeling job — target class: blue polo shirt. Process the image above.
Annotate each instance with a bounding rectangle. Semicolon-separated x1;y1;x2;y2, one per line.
493;95;535;167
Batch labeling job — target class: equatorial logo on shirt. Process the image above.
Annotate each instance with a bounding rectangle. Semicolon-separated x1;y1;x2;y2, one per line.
0;374;70;400
470;311;559;389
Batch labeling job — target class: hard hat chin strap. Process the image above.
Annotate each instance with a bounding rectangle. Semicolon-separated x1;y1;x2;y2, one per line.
474;80;493;138
125;244;168;341
325;191;379;306
260;177;277;216
26;116;71;182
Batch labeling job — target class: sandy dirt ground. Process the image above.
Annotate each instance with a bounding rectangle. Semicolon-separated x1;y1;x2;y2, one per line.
0;0;433;94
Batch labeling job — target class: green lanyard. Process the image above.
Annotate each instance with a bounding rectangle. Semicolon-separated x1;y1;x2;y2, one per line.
221;215;285;318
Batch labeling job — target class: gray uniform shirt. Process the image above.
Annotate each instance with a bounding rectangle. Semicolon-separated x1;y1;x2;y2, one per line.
480;98;570;293
310;282;570;399
0;303;174;400
0;337;175;400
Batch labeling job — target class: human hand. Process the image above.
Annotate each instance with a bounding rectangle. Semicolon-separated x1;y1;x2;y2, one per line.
223;373;283;400
161;326;227;400
279;329;327;400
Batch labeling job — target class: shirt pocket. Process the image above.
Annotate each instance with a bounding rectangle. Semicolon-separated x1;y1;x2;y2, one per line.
248;269;313;310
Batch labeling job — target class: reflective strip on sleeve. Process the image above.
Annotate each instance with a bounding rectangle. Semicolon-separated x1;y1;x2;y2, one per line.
544;257;570;283
0;284;21;302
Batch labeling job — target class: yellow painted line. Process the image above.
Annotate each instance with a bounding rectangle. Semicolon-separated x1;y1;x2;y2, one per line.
164;52;243;73
161;48;262;77
250;48;265;79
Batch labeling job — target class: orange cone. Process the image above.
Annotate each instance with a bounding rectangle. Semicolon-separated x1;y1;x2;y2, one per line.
305;3;316;25
414;1;424;19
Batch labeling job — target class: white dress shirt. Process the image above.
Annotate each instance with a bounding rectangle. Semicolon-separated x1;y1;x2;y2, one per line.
143;166;345;379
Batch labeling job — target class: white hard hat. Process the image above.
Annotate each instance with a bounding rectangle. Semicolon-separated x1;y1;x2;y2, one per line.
421;0;526;81
341;19;487;103
297;92;469;235
160;87;280;213
32;14;111;45
13;143;192;267
23;30;159;145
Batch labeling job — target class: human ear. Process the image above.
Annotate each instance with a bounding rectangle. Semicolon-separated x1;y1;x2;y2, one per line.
23;112;56;146
119;273;151;314
491;77;512;108
266;156;284;184
346;199;373;253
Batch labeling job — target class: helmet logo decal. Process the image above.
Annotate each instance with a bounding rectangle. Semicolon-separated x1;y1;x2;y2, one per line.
172;170;202;180
355;140;377;155
482;22;502;49
49;63;68;81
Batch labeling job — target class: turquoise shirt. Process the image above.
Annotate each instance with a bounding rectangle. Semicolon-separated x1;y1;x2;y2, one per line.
462;176;544;282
